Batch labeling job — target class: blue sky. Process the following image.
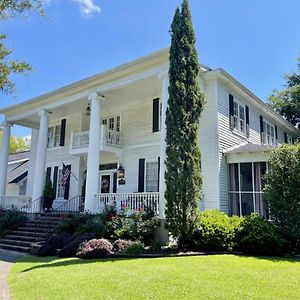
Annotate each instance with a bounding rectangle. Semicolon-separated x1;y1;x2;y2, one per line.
1;0;300;136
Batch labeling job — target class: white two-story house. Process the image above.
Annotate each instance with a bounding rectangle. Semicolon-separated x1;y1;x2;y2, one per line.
0;48;298;219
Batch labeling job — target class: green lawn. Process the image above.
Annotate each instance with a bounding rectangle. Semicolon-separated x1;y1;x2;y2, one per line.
9;255;300;300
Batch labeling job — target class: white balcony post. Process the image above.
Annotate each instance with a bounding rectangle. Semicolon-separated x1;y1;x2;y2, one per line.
32;110;49;209
0;121;12;196
85;92;103;213
159;72;169;220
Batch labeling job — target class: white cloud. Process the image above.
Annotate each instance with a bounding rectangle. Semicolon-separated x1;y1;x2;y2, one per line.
73;0;101;17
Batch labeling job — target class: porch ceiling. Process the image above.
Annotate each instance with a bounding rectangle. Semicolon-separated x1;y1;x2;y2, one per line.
8;74;161;129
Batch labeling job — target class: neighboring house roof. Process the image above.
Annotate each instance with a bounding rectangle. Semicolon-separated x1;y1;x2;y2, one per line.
7;161;29;184
8;151;30;164
7;151;30;184
223;142;277;154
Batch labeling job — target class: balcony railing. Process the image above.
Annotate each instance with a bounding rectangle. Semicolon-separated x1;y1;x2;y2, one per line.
96;192;159;214
71;125;121;150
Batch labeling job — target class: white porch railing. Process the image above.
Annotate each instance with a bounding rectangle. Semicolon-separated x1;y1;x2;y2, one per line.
0;195;32;210
71;125;121;150
96;192;159;214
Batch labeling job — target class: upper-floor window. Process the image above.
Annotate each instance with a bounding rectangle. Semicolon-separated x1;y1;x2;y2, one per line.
102;116;121;132
229;94;249;137
233;100;246;134
263;121;276;146
47;124;61;148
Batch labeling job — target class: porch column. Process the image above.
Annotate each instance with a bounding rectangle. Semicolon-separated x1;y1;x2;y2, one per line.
85;92;102;213
0;121;12;196
32;110;49;209
159;72;169;220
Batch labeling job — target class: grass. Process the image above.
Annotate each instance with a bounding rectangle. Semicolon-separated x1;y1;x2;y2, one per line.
9;254;300;300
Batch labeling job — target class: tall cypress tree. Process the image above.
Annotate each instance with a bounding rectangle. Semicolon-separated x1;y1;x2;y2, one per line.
165;0;205;248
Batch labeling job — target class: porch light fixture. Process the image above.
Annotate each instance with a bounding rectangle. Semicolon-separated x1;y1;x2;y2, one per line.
85;103;91;116
117;165;125;179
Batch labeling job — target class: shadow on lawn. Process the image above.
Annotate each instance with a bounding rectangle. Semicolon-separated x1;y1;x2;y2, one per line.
19;253;300;273
20;256;139;273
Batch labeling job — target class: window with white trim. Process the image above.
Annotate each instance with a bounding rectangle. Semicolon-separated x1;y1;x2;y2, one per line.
47;125;61;148
229;162;269;217
57;169;65;198
287;135;293;145
263;121;275;146
145;161;159;192
233;99;246;135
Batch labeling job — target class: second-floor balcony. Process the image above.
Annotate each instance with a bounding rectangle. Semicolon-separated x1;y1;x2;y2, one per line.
70;125;121;155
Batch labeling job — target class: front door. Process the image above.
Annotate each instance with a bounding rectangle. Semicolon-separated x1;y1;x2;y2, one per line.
101;174;111;193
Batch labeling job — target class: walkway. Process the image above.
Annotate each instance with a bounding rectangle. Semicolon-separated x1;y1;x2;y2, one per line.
0;249;26;300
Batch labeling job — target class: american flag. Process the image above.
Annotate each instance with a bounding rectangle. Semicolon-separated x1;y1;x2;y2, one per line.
61;166;71;187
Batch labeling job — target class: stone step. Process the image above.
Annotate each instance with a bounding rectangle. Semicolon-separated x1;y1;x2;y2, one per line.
0;243;30;253
0;239;33;248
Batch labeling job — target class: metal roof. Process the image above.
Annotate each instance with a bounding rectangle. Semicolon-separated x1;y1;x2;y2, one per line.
223;142;278;154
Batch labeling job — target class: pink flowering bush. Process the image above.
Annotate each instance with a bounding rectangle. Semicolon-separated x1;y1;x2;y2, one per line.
77;238;113;258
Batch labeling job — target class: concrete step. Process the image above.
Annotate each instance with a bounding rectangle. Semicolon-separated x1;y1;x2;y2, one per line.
23;222;56;229
11;230;50;238
0;243;30;253
17;226;54;233
4;235;47;242
0;239;33;248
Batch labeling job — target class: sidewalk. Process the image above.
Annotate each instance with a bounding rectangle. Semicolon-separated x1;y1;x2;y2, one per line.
0;249;26;300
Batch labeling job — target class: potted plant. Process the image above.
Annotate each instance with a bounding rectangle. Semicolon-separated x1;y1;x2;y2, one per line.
43;179;55;211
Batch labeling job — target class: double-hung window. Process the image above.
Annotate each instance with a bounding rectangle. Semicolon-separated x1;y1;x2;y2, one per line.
233;99;246;135
47;125;61;148
145;161;159;192
263;121;275;146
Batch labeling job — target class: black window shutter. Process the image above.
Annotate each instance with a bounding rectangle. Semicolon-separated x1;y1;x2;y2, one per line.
138;159;145;192
275;126;278;140
152;98;160;132
157;157;160;192
53;166;58;199
245;105;250;137
260;116;264;143
46;167;51;182
284;132;288;143
60;119;66;147
260;116;264;133
113;172;117;193
64;165;71;200
292;137;295;144
229;94;234;129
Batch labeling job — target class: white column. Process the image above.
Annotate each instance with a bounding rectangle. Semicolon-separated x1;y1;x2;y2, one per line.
0;121;12;196
159;72;169;219
26;128;39;196
85;92;102;212
32;110;49;207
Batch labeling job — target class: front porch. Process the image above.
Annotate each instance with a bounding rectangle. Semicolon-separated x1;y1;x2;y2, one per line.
0;192;160;216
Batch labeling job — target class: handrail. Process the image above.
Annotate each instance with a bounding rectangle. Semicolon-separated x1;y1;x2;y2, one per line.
0;196;43;239
33;195;85;242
